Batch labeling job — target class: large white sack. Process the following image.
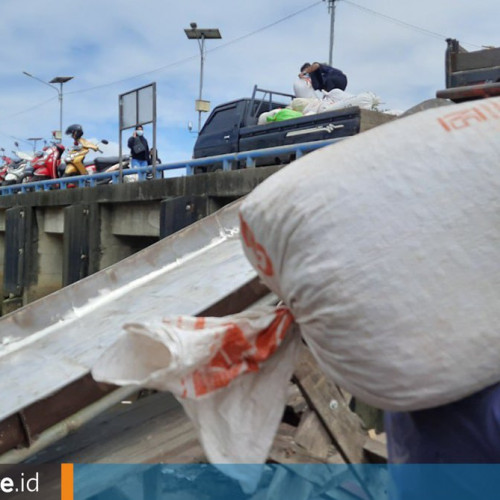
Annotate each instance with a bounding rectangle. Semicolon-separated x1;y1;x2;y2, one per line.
239;97;500;411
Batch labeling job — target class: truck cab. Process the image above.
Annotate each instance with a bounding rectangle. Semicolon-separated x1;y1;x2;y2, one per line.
194;97;286;159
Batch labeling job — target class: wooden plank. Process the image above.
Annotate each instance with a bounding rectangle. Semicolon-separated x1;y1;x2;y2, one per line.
269;423;344;465
294;410;339;461
286;382;308;414
293;345;367;464
27;392;204;465
454;47;500;72
363;438;388;464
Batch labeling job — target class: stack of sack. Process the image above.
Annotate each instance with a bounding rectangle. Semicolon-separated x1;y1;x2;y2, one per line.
291;88;382;115
93;97;500;467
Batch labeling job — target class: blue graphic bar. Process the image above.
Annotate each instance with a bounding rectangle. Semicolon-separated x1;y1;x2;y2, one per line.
72;463;500;500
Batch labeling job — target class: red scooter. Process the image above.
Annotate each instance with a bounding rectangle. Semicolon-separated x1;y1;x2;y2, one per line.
23;139;66;183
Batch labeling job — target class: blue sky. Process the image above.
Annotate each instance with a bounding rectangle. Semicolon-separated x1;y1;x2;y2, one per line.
0;0;498;165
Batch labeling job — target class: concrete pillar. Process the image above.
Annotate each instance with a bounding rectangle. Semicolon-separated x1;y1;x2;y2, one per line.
98;205;153;271
30;207;64;302
63;204;100;286
0;210;5;300
2;206;37;314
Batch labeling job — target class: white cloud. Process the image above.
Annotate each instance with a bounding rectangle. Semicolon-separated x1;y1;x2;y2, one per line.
0;0;498;163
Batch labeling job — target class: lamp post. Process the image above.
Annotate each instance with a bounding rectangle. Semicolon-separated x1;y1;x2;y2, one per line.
22;72;74;142
27;137;43;153
184;23;222;134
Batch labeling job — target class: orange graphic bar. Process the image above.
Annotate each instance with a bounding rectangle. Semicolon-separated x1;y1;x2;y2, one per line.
61;463;74;500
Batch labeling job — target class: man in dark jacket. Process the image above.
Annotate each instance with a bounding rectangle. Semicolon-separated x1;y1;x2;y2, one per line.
300;62;348;92
127;125;149;168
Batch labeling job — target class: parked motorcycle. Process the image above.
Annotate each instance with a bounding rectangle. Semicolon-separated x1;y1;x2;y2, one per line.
2;151;33;186
23;138;66;183
60;124;108;177
86;155;135;183
0;149;12;184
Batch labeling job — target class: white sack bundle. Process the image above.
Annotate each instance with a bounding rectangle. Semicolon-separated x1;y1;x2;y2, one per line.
290;97;320;113
239;97;500;411
320;89;382;111
92;307;300;466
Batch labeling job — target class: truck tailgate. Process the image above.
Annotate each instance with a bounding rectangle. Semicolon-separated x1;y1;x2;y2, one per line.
239;107;394;153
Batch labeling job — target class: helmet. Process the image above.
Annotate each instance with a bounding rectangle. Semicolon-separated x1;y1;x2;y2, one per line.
65;124;84;139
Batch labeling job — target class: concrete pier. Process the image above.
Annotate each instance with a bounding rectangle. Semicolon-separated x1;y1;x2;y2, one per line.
0;167;279;314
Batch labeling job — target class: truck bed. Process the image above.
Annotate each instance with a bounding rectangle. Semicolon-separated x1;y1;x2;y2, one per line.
239;107;394;153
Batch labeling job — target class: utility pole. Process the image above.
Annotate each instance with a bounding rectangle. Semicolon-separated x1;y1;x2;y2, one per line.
324;0;337;65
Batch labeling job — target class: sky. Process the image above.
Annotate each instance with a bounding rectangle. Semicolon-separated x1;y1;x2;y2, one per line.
0;0;498;166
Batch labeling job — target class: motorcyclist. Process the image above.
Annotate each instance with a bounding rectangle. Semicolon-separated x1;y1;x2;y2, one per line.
62;124;99;176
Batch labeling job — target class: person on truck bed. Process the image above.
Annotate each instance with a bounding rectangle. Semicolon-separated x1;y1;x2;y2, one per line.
300;62;348;92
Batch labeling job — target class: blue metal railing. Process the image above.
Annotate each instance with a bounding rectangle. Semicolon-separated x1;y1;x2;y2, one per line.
0;138;343;196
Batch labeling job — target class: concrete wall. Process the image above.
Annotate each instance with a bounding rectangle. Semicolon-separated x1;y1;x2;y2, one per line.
0;167;279;314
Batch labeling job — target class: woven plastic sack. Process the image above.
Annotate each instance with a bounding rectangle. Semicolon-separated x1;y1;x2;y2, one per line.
239;97;500;411
92;306;300;465
291;97;319;113
320;89;382;111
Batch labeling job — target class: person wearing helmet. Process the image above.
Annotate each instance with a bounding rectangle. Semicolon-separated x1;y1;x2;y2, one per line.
63;124;99;175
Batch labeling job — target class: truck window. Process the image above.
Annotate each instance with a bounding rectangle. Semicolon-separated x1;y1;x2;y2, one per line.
201;105;237;134
250;99;287;123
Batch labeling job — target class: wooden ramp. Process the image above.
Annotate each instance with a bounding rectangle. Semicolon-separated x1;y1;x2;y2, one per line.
21;345;386;500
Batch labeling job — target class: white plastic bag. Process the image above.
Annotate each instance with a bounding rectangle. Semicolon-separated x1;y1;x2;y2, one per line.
258;108;282;125
92;306;300;464
240;97;500;411
290;97;319;113
293;77;317;99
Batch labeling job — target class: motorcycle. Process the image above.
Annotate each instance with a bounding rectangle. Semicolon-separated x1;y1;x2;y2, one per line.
61;140;135;184
23;140;66;183
0;149;12;184
60;139;108;177
2;151;33;186
86;155;135;183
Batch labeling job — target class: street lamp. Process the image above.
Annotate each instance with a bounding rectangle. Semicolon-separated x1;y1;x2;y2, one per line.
27;137;43;153
22;72;74;142
184;22;221;134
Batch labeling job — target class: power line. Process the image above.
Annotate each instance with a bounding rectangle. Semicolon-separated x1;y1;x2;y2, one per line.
3;96;58;119
0;129;33;148
67;1;323;95
340;0;483;49
208;1;323;53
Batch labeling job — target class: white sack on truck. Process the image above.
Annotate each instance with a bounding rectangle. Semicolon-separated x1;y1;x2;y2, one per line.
240;96;500;412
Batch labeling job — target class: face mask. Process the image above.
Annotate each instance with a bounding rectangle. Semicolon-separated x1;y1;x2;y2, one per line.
136;130;143;136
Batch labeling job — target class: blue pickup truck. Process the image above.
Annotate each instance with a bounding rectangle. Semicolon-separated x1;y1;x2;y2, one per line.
193;85;394;170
